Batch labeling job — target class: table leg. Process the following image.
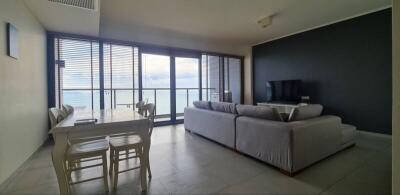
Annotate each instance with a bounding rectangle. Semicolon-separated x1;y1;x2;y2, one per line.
140;134;150;191
52;133;70;195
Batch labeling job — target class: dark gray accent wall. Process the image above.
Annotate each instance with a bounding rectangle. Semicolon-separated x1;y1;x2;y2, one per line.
252;9;392;134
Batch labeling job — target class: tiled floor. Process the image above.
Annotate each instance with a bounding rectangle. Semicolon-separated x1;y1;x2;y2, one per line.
0;125;391;195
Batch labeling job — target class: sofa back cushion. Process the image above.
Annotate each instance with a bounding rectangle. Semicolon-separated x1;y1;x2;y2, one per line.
288;104;323;121
236;105;283;121
193;101;211;110
210;102;237;114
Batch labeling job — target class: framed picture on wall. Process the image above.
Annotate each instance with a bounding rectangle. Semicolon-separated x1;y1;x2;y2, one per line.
6;23;18;59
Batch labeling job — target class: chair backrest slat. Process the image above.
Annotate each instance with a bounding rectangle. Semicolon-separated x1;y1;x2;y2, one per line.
49;107;65;129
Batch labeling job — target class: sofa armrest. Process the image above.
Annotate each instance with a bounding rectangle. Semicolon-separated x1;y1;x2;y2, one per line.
289;115;342;172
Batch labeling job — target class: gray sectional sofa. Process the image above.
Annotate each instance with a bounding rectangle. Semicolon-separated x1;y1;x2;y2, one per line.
184;101;357;175
184;102;236;148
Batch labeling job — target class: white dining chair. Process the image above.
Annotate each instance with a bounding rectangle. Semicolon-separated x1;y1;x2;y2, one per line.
135;101;146;115
109;103;155;190
49;107;66;129
127;100;147;157
65;136;109;193
49;107;109;193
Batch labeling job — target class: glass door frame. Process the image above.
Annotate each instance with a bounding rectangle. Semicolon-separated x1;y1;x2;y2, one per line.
140;48;172;124
137;48;202;125
139;49;201;125
172;51;202;124
48;32;243;127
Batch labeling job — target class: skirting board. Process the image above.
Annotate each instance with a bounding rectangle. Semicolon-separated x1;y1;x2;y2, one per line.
357;130;392;139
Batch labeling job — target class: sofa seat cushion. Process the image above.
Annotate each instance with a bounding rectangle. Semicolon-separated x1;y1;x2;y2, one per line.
341;124;357;145
288;104;323;121
236;105;283;121
193;101;211;110
210;102;237;114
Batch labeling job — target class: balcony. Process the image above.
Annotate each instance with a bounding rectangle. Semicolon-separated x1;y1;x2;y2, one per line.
62;88;215;121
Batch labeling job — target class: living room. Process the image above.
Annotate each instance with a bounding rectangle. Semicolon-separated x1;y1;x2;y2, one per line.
0;0;399;194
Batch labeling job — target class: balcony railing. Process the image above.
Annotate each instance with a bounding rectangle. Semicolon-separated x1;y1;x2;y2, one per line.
62;88;216;119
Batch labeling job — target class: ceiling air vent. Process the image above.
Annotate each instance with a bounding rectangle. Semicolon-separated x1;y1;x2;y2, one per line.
48;0;97;11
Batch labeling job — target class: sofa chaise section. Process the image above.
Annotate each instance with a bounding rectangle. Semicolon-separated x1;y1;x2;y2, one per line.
235;104;344;174
184;106;236;148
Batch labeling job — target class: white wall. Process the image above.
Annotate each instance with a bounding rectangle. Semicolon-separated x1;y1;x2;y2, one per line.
392;0;400;193
0;0;47;185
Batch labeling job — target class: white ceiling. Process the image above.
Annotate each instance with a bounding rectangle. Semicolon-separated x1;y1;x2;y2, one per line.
100;0;391;46
24;0;391;52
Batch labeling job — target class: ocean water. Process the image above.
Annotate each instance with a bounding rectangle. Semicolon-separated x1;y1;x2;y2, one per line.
63;89;200;115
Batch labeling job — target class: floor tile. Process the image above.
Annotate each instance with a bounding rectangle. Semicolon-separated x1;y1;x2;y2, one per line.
0;125;392;195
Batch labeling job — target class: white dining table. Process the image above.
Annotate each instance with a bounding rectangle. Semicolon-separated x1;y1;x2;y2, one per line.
50;109;150;195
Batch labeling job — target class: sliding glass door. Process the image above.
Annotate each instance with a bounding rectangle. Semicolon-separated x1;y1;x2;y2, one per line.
175;56;200;120
51;35;243;125
141;53;171;122
140;53;200;122
103;43;139;110
224;57;242;104
201;54;243;104
202;55;221;102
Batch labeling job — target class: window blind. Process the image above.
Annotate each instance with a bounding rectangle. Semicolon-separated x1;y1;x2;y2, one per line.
225;57;241;104
201;54;242;103
55;38;100;110
52;35;243;118
103;43;139;109
202;54;222;102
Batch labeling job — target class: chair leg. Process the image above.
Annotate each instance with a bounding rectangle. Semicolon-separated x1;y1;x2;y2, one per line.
138;145;151;178
109;148;114;176
147;162;152;179
66;160;72;183
133;148;138;163
142;146;151;178
67;170;72;184
113;150;119;190
102;154;109;193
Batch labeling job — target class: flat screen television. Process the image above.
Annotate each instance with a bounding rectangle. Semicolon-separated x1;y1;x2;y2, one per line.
266;80;302;104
